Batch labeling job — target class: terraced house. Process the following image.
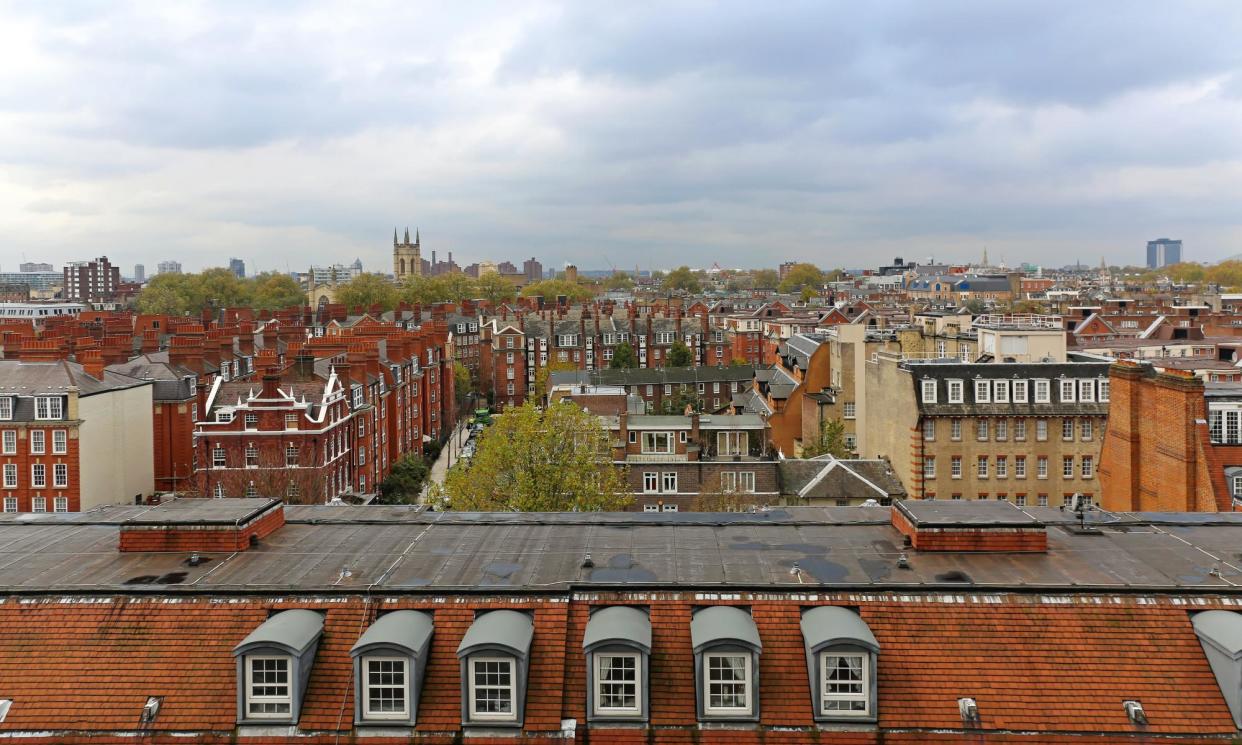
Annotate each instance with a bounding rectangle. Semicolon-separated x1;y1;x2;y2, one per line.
0;497;1240;742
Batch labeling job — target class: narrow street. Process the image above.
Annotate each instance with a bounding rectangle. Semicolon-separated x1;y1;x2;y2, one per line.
419;420;470;504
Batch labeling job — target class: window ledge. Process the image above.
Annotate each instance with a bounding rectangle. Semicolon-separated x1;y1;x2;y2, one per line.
462;725;525;736
353;725;414;736
697;721;760;730
236;723;298;735
816;720;878;731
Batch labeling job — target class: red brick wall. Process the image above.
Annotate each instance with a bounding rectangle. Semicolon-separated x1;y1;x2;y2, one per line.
0;423;81;512
892;507;1047;552
118;503;285;553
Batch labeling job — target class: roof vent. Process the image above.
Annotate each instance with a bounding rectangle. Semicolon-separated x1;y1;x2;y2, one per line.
958;697;979;725
1123;699;1147;725
118;497;284;553
892;499;1046;553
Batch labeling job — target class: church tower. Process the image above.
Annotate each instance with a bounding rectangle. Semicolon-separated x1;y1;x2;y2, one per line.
393;227;422;281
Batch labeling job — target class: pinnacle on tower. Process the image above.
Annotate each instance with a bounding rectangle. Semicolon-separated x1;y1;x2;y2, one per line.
415;228;420;246
404;227;410;244
394;228;398;246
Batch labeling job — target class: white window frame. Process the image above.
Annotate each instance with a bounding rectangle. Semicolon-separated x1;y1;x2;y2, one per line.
819;651;869;717
661;472;678;493
1098;379;1110;402
2;464;16;489
29;430;44;454
468;656;517;722
31;464;45;488
947;380;963;404
993;381;1009;403
1060;379;1076;403
53;463;68;488
643;472;659;493
593;653;642;716
977;456;988;479
1012;380;1028;403
0;398;10;420
1015;456;1026;479
921;380;937;404
54;496;68;512
703;653;752;716
641;432;674;454
923;419;935;441
35;396;63;420
361;655;410;721
843;402;856;419
1;430;14;455
974;379;990;403
244;655;293;719
52;430;67;454
1079;379;1095;402
923;456;936;479
1033;380;1050;403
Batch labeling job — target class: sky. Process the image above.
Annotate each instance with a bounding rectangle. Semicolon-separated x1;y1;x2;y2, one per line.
1;1;1241;275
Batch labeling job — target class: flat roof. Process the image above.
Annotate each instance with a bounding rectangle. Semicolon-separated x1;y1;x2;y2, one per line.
0;503;1240;594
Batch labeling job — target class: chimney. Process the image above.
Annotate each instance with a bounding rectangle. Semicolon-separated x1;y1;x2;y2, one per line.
78;349;106;380
891;499;1047;553
260;373;281;399
118;498;285;553
141;328;160;354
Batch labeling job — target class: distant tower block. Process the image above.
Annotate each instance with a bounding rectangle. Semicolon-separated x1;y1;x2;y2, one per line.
564;264;579;283
393;227;422;281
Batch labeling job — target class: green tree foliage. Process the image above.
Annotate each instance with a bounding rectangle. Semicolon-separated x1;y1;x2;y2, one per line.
1165;262;1206;284
666;340;693;367
454;361;473;407
378;454;430;504
336;273;400;311
442;401;631;511
609;341;639;369
751;269;779;290
520;279;593;302
963;297;988;315
801;419;854;459
534;359;579;401
476;272;516;304
603;273;635;291
777;263;824;293
660;388;704;414
662;266;702;294
251;272;306;311
402;273;480;305
136;267;274;315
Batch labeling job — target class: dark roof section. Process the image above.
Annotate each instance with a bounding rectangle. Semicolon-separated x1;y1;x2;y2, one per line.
780;459;907;501
903;360;1112;416
550;365;755;388
0;359;153;398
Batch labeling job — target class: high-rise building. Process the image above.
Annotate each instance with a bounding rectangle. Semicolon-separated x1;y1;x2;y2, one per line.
18;262;53;273
228;258;245;278
1146;238;1183;268
778;261;798;281
62;256;121;301
157;260;182;275
523;257;543;283
393;227;422;281
133;264;145;283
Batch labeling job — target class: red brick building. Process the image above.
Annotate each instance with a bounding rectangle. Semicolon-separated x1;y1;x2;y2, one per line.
0;498;1239;742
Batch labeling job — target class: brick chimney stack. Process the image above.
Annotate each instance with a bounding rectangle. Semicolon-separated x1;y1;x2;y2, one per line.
78;349;106;380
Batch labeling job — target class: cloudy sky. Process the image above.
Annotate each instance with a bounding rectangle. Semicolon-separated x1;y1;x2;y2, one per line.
2;1;1241;274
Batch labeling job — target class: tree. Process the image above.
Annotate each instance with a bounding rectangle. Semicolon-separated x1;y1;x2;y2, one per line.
520;279;593;302
454;361;473;408
800;286;817;303
251;272;306;311
336;273;399;311
441;400;631;511
135;267;253;316
610;342;639;369
534;360;578;401
378;454;430;504
603;273;635;291
963;297;988;315
801;419;854;459
778;263;824;293
662;266;701;294
751;269;779;290
476;272;516;304
660;388;704;414
666;340;693;367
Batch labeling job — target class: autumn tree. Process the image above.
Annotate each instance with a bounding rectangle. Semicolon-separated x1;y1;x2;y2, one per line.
662;266;702;294
336;273;399;311
441;400;631;511
666;340;693;367
476;272;516;304
454;361;474;408
610;341;639;369
603;273;635;291
751;269;779;290
520;279;593;302
800;419;854;459
402;274;480;305
778;263;824;293
251;272;306;311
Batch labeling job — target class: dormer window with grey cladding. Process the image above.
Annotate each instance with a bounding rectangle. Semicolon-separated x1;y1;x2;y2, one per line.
1192;610;1242;728
691;606;762;721
456;610;533;727
800;606;880;723
350;610;434;725
232;609;324;724
582;607;651;722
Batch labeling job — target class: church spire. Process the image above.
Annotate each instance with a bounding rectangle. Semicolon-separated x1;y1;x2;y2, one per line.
415;228;420;246
404;227;410;244
982;247;990;267
394;227;398;246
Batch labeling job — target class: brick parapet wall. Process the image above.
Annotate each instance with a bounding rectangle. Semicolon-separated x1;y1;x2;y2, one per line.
891;506;1047;553
118;503;285;553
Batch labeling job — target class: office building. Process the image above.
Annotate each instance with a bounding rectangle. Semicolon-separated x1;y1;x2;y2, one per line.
1147;238;1183;269
228;258;245;278
18;262;53;272
62;256;121;302
133;264;145;283
157;260;182;275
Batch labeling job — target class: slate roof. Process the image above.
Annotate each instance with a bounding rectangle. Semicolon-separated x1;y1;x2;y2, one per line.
780;458;907;502
0;359;151;399
904;361;1113;416
550;365;755;387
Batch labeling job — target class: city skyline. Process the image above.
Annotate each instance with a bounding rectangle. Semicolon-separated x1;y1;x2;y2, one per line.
1;3;1241;273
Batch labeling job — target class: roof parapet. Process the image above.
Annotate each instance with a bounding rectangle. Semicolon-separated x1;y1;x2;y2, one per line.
118;497;285;553
892;499;1047;553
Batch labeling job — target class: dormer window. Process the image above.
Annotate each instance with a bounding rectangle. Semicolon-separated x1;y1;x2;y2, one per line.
233;610;324;724
946;380;963;403
691;606;761;721
0;397;11;420
921;380;937;404
801;606;879;722
350;610;433;725
583;607;651;722
974;379;990;403
456;610;533;727
1192;610;1242;727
